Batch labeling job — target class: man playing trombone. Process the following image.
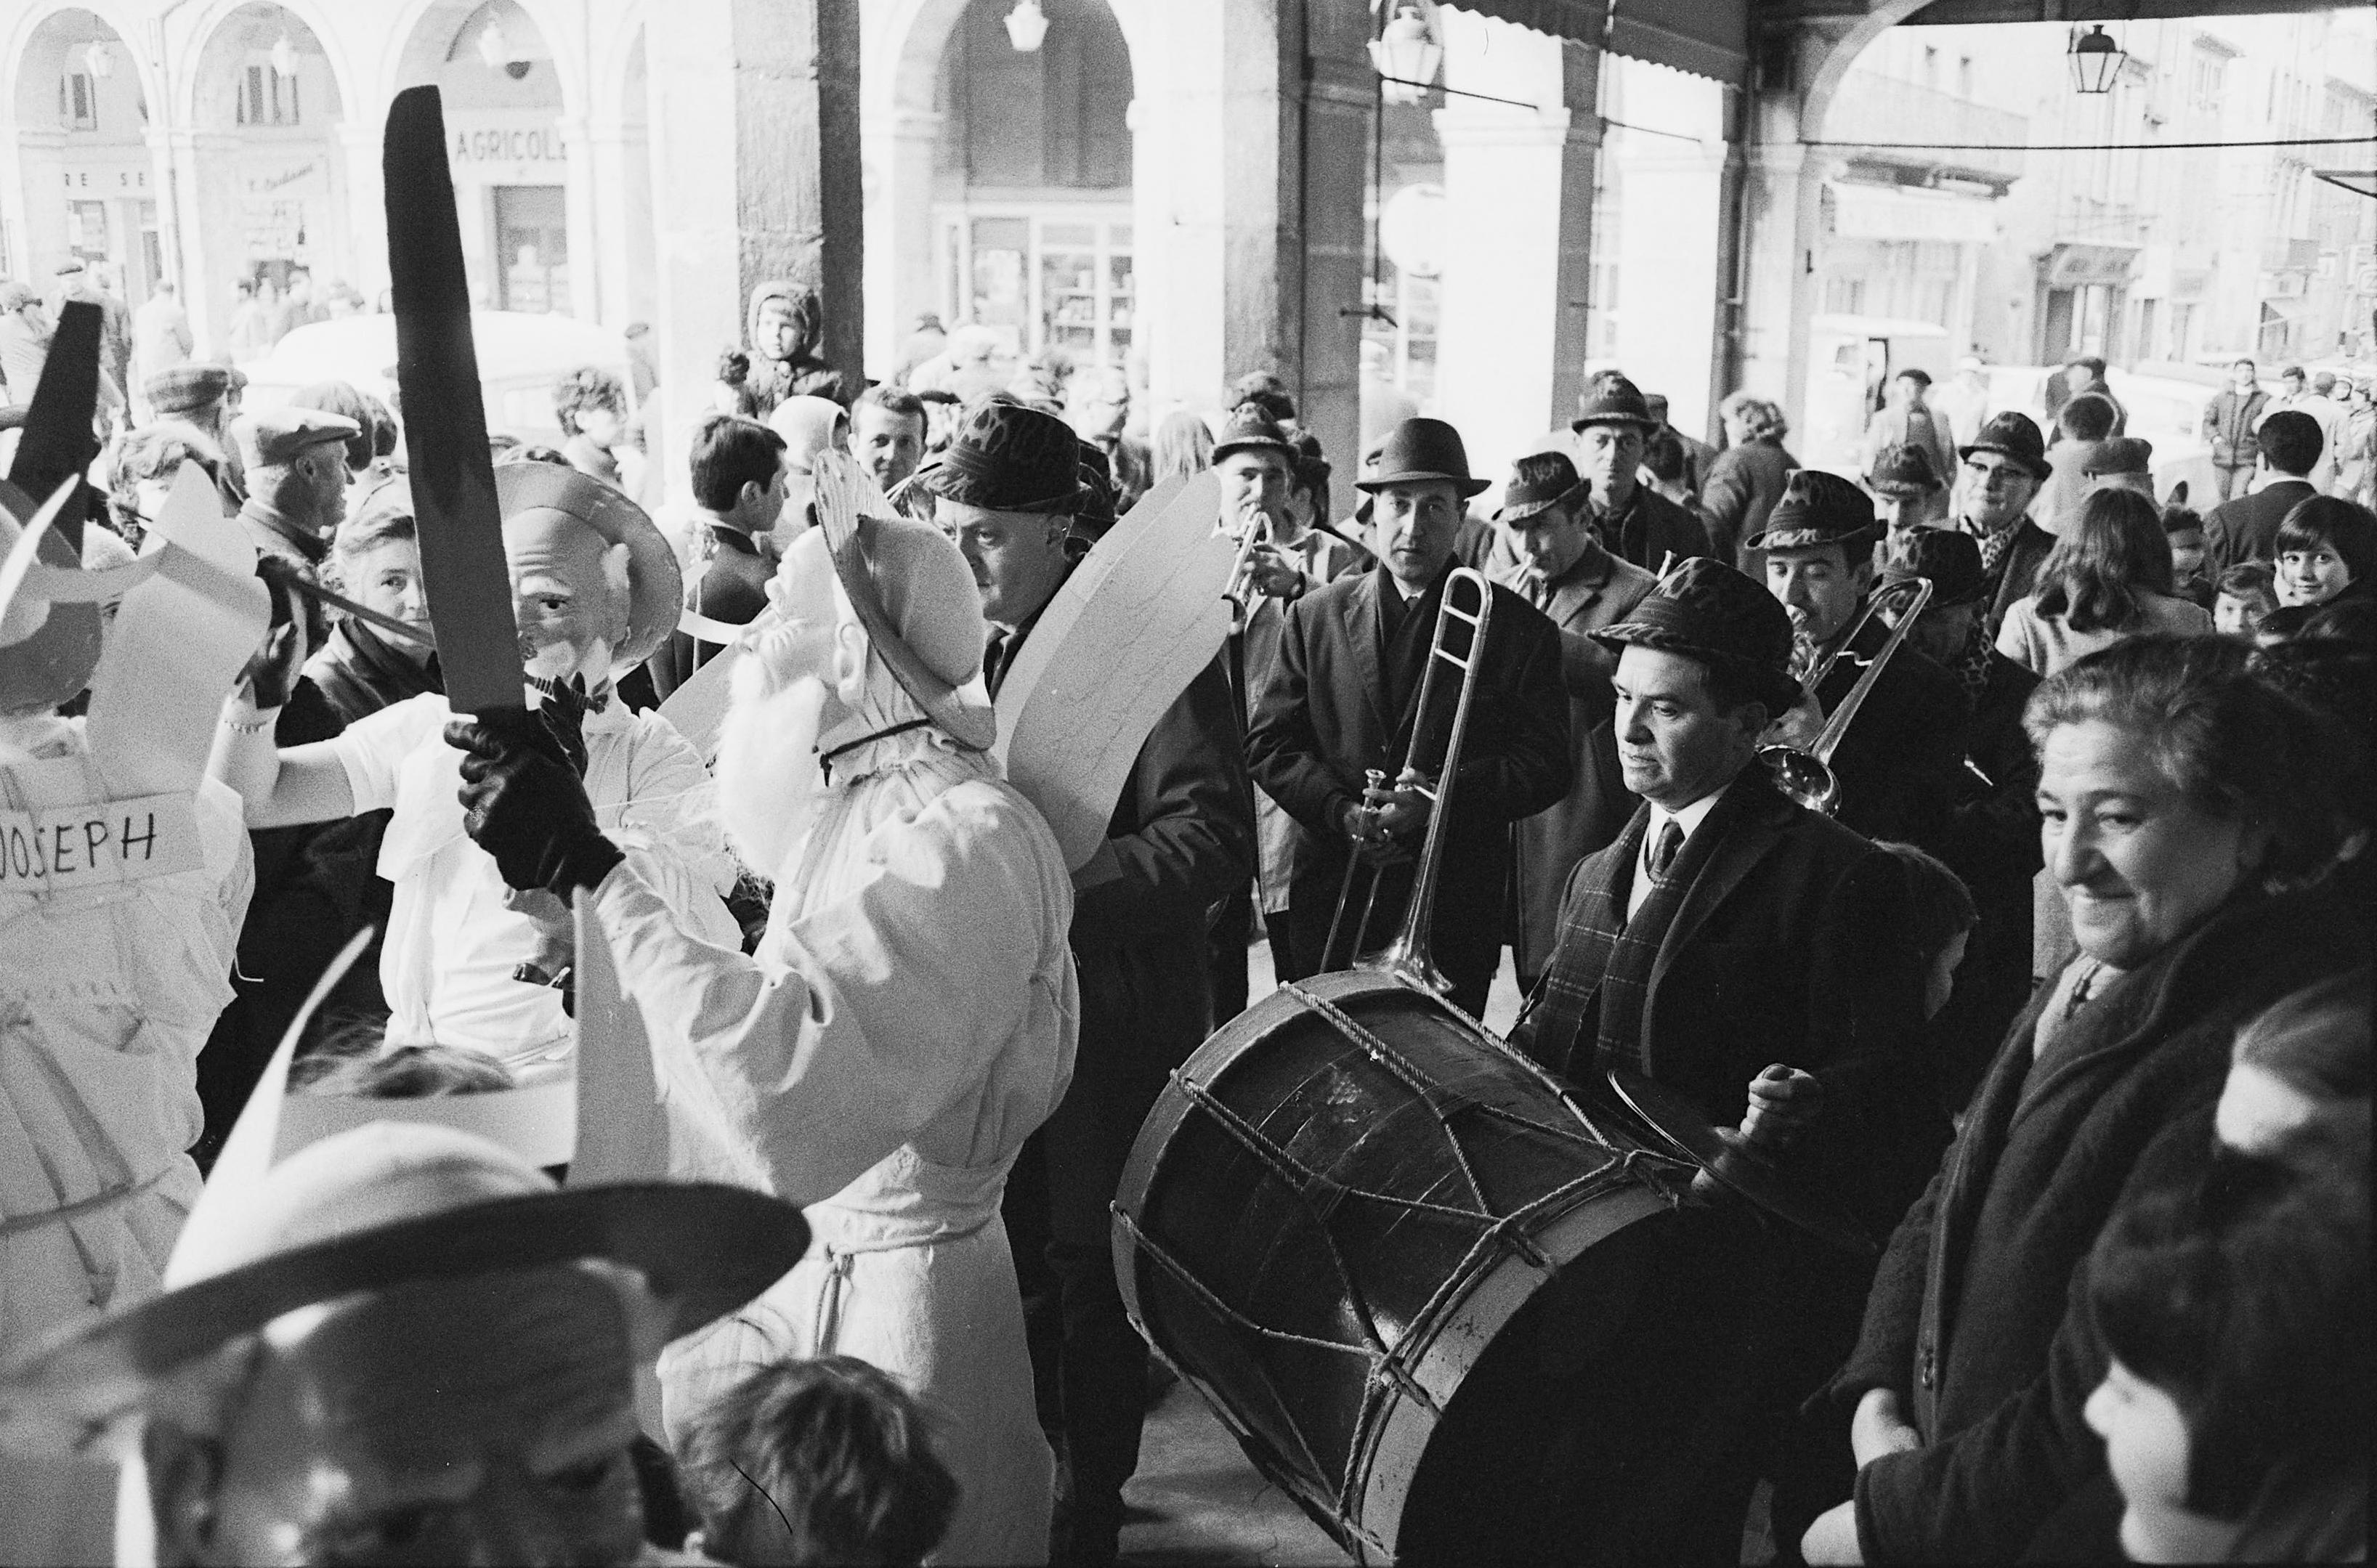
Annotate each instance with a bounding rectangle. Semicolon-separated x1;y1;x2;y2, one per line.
1246;416;1569;1014
1749;468;1968;853
1505;558;1943;1567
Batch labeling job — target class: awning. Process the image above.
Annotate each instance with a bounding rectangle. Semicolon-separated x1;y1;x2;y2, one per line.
1826;182;2001;245
1447;0;1749;85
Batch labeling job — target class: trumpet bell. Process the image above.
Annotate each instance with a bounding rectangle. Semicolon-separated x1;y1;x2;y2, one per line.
1758;744;1840;816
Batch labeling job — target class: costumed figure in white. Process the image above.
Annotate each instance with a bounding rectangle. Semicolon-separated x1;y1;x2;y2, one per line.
1;471;261;1567
207;463;738;1080
450;497;1080;1566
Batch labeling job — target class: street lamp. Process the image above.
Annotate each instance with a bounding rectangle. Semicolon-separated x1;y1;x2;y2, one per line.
268;31;298;79
2067;25;2126;95
1369;3;1443;105
84;41;112;78
1004;0;1049;53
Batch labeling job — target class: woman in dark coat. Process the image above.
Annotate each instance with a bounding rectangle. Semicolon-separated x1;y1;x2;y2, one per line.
1797;635;2365;1565
1704;392;1798;568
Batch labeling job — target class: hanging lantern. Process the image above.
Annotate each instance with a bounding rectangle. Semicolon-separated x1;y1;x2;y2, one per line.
268;32;298;79
84;41;113;78
1369;3;1443;106
1005;0;1050;53
2067;25;2126;96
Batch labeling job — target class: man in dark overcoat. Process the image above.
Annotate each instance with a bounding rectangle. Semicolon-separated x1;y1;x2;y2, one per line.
1947;413;2056;637
1505;558;1938;1565
1247;416;1570;1016
1481;447;1657;991
649;414;787;698
1573;375;1712;572
931;401;1255;1568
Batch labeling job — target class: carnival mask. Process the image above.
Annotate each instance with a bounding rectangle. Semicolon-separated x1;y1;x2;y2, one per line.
502;512;631;688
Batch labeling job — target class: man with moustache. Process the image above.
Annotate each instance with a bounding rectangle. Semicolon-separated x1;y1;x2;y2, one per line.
1573;375;1714;572
922;400;1250;1567
208;463;740;1081
450;460;1080;1565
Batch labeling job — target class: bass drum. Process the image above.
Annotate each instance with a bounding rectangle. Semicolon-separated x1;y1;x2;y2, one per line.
1114;972;1704;1564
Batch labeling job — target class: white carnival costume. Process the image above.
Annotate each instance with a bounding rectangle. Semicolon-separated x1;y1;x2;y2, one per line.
1;469;265;1566
468;479;1080;1567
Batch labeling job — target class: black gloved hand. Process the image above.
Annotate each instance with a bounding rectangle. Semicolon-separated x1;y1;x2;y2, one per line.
448;709;625;898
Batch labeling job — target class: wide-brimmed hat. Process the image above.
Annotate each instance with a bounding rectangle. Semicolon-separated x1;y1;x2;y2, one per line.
1210;403;1297;465
1869;442;1945;497
1881;528;1987;609
1591;557;1800;715
811;448;999;751
1571;374;1660;432
493;461;683;672
1355;417;1489;497
0;476;104;715
1958;411;2052;481
1492;450;1590;524
1746;469;1881;554
912;399;1083;514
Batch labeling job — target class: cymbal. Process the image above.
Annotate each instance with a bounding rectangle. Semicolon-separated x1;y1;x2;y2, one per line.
1601;1066;1876;1256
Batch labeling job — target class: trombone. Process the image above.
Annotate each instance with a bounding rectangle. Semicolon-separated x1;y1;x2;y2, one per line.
1758;574;1933;817
1320;567;1494;991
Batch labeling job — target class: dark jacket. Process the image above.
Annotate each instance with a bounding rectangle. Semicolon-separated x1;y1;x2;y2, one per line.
1594;483;1713;574
1703;439;1797;566
1832;887;2367;1564
1246;563;1570;984
2201;386;2271;468
2205;476;2317;575
1929;651;2042;1113
1511;771;1940;1240
1030;654;1253;1240
650;519;777;699
1810;608;1970;856
1980;519;2057;640
1489;540;1659;984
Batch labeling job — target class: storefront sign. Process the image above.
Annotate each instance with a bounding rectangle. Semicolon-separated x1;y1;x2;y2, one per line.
448;114;570;184
243;155;329;263
0;792;203;893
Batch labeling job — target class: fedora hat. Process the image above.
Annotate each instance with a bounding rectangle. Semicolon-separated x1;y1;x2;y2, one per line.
913;399;1083;514
493;461;683;674
1356;417;1488;497
1493;450;1590;525
1746;469;1881;555
1958;411;2052;481
1881;528;1987;609
1210;404;1297;465
1591;557;1800;715
1571;373;1660;432
1868;442;1944;497
2082;436;2154;478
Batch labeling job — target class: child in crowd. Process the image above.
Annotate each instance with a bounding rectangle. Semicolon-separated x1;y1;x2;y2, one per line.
676;1357;960;1567
2162;505;2212;609
2272;495;2377;609
2212;561;2278;638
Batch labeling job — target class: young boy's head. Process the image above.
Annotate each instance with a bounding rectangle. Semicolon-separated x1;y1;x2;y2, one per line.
2161;505;2207;582
676;1357;958;1567
1877;842;1977;1020
2214;561;2278;639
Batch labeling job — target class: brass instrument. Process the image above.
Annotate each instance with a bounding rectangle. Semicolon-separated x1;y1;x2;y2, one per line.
1320;567;1495;990
1758;575;1932;816
1222;512;1272;622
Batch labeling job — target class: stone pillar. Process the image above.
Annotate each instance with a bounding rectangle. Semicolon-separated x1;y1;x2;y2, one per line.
555;113;601;321
1295;0;1374;479
586;118;657;330
1431;12;1600;501
1735;138;1823;429
1610;137;1728;442
337;122;389;312
3;129;70;283
861;107;941;380
162;129;248;359
645;0;862;495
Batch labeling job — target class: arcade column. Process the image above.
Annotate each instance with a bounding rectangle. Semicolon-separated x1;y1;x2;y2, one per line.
160;129;248;360
860;107;941;382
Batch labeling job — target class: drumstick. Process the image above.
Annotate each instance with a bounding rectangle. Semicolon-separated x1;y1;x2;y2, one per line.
256;555;438;651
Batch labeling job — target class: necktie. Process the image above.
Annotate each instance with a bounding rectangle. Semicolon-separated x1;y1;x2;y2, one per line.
1649;818;1684;880
983;628;1009;699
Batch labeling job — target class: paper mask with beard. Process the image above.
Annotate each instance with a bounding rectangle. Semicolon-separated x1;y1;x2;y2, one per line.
503;509;633;688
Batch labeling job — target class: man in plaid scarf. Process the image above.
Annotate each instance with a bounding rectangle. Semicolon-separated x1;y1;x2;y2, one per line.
1506;557;1940;1567
1947;412;2056;638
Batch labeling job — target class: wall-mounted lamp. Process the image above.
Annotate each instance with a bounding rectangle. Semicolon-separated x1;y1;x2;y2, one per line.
268;32;298;78
1005;0;1050;54
2067;25;2126;95
1369;4;1443;105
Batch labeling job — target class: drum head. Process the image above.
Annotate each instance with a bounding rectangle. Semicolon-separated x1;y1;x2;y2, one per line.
1602;1067;1874;1256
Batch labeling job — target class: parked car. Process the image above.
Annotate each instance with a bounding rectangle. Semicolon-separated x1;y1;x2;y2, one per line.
238;311;638;451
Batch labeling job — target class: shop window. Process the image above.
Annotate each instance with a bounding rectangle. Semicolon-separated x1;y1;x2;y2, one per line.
939;210;1135;367
2189;48;2222;113
60;70;97;131
65;201;108;258
1823;276;1866;315
238;63;300;127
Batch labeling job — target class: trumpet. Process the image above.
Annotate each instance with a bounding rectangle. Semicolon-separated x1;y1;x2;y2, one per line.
1222;512;1272;622
1320;567;1494;990
1758;575;1933;817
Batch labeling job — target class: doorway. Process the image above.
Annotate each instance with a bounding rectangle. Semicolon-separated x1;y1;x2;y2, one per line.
493;184;568;313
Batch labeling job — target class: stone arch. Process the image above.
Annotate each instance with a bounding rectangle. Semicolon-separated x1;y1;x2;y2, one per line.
870;0;1146;121
591;0;649;129
385;0;586;122
178;0;356;129
4;2;163;133
1802;0;1933;143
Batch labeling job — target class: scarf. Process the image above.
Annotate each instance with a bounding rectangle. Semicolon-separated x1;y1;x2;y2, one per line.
1958;513;2020;579
1943;612;1994;706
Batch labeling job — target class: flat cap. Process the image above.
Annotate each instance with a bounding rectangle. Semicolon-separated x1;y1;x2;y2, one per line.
243;406;361;468
145;363;232;415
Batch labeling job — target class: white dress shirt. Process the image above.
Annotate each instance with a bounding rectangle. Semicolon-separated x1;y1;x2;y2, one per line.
1628;789;1723;921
